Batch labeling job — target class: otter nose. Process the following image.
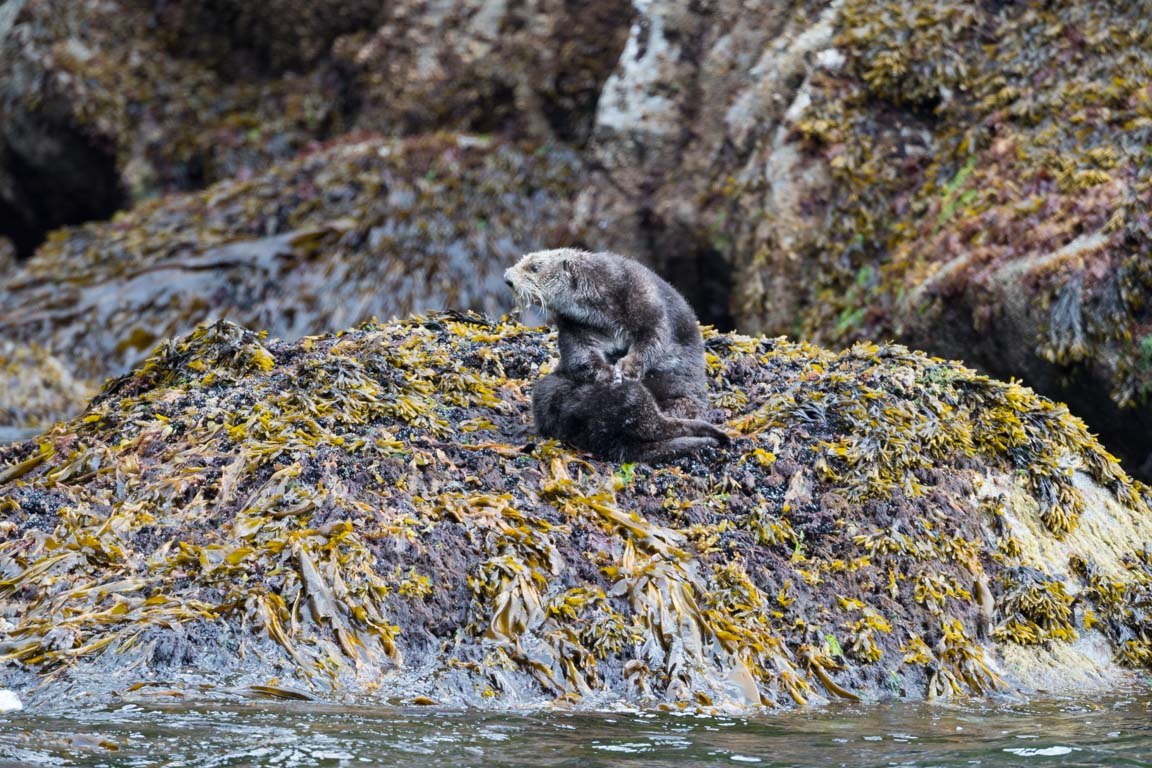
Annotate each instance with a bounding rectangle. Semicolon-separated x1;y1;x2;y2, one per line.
503;268;513;287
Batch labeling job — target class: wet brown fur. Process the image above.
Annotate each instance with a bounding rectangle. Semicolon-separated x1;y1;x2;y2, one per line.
506;248;727;461
505;248;709;417
531;373;729;463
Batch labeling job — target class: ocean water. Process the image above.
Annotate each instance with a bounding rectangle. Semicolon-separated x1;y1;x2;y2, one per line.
2;690;1150;768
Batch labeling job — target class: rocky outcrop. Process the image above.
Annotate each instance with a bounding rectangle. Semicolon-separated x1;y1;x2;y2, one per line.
333;0;634;143
573;0;843;328
0;237;13;275
567;0;1152;479
2;313;1151;709
0;341;92;437
0;0;629;258
731;0;1152;478
0;0;348;257
0;134;584;428
148;0;383;74
9;0;1145;478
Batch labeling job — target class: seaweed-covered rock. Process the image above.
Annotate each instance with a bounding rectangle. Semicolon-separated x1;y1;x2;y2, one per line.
0;0;629;256
729;1;1152;477
0;0;347;256
0;134;584;427
571;0;1152;479
2;313;1150;710
0;342;92;436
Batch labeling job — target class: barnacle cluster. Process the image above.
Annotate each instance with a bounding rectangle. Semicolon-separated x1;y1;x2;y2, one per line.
740;0;1152;455
2;312;1150;709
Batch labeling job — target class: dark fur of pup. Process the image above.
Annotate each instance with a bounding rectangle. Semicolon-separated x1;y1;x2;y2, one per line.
532;373;729;463
505;248;708;419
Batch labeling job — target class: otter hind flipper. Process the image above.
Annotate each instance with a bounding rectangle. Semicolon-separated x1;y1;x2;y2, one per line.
531;372;728;463
629;436;720;463
680;419;731;445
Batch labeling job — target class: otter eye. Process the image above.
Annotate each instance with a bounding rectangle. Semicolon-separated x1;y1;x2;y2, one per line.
529;264;539;273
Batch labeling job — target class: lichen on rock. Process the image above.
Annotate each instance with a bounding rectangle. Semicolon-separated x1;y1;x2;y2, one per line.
2;312;1150;710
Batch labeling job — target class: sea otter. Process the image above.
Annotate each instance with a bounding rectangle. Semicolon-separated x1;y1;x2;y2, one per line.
531;372;728;463
504;248;708;419
505;248;728;462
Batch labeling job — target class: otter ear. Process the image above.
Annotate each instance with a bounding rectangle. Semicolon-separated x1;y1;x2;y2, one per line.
562;257;578;287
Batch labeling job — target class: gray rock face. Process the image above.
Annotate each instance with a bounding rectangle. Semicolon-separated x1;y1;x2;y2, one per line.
573;0;841;328
148;0;382;73
335;0;634;142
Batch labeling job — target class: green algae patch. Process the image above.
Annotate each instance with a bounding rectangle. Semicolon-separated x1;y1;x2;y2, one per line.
2;313;1152;710
0;134;582;428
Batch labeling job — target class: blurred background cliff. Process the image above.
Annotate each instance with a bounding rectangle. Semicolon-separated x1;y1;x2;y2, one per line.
1;0;1150;478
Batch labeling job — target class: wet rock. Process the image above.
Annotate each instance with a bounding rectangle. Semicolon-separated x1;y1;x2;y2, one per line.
724;1;1152;478
1;313;1150;710
0;0;629;257
574;0;839;328
148;0;382;74
0;134;585;426
0;237;13;276
0;341;94;434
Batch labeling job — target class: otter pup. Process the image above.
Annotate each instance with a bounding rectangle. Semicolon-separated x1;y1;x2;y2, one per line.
504;248;708;419
532;373;728;462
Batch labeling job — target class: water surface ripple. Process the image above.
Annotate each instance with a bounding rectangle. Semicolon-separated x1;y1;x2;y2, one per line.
2;691;1150;767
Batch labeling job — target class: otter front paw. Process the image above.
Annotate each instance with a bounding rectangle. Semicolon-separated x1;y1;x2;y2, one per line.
568;363;615;383
616;356;643;381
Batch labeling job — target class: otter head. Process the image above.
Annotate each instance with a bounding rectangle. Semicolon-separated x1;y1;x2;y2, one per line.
504;248;592;319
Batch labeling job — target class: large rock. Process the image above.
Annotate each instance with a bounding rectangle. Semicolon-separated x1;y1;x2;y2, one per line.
0;134;585;427
1;313;1150;709
733;0;1152;479
0;0;347;257
572;0;1152;479
333;0;634;143
147;0;383;74
573;0;842;327
0;0;630;258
